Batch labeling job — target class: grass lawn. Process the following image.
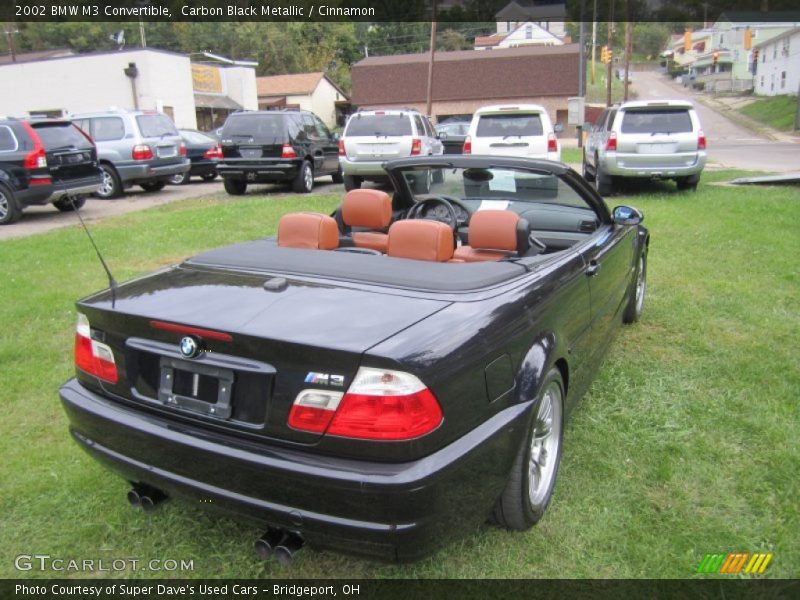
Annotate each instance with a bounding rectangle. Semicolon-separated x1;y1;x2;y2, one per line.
739;95;798;132
1;175;798;579
586;65;633;105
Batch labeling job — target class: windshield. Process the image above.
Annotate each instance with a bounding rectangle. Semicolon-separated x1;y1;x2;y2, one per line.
399;165;594;210
345;114;412;137
620;109;693;134
33;123;93;149
136;114;179;138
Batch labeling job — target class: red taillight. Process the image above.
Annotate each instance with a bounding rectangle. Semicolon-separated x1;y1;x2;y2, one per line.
462;136;472;154
179;141;187;157
547;132;558;153
132;144;153;160
281;144;298;159
410;138;422;156
21;122;48;170
338;139;345;156
203;145;223;159
74;314;118;384
605;131;617;152
697;130;707;150
288;367;443;440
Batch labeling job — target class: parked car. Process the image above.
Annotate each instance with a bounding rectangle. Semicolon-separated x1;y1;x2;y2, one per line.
435;119;470;155
169;129;221;185
582;100;707;195
216;109;341;196
339;108;443;191
59;154;649;562
0;117;102;225
463;104;561;161
71;110;190;199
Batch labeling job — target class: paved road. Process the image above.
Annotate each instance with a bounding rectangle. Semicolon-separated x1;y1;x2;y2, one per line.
0;178;344;242
631;70;799;172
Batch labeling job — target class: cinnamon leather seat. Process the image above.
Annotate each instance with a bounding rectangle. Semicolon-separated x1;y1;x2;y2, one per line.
387;220;454;262
277;212;339;250
341;189;392;253
453;210;529;262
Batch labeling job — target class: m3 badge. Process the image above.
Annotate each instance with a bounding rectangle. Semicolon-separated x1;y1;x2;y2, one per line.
304;372;344;387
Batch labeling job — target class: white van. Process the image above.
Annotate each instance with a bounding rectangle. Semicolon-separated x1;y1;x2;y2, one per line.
463;104;560;161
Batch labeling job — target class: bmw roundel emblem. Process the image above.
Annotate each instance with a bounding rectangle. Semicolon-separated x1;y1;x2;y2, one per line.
180;336;200;359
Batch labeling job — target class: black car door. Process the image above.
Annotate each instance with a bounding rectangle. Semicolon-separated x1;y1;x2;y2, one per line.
311;115;339;174
300;113;326;173
579;223;636;356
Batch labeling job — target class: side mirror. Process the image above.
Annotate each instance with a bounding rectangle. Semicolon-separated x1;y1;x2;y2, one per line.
613;205;644;226
554;123;565;134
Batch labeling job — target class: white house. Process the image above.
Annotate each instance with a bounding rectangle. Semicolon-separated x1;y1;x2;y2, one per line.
256;72;350;127
753;26;800;96
475;21;565;50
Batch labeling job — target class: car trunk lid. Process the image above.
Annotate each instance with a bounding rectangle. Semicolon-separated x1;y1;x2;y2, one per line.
472;111;549;157
615;107;699;168
219;113;287;160
77;265;450;446
32;121;99;181
343;113;413;161
135;113;185;165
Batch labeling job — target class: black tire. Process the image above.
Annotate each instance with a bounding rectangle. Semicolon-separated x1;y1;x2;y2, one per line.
292;160;314;193
140;181;166;192
0;183;22;225
492;367;565;530
53;195;86;212
331;167;344;184
623;250;647;324
95;163;122;199
676;174;700;192
201;173;217;182
169;172;189;185
343;175;361;191
223;178;247;196
595;159;614;196
582;153;595;182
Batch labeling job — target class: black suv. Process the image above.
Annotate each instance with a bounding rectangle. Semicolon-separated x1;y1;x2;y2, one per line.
0;118;103;225
217;110;342;195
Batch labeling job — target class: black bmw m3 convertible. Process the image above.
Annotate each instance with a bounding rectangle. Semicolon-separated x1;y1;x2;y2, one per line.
60;155;649;562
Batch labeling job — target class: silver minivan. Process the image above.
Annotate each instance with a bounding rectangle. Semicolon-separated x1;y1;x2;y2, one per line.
339;109;443;191
72;110;190;198
583;100;706;195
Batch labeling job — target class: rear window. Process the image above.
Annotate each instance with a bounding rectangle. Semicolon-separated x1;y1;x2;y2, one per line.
345;114;412;137
180;130;216;145
222;114;286;139
620;109;693;134
136;114;179;138
476;113;544;137
32;123;92;149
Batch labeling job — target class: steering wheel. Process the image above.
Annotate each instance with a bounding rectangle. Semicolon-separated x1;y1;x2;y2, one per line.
407;196;459;231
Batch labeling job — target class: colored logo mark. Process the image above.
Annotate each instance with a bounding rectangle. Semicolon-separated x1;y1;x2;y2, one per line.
697;552;773;574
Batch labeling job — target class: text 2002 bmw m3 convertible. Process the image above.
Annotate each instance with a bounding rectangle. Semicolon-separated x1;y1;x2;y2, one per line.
60;155;649;562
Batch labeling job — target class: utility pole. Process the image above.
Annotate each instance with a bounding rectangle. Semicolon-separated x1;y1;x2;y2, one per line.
139;18;146;48
606;21;613;105
795;81;800;131
4;23;19;62
623;0;631;102
579;0;586;97
425;0;437;117
591;0;597;85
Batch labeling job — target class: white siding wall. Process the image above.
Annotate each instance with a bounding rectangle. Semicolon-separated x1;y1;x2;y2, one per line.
0;50;197;128
310;79;345;127
223;67;259;110
754;30;800;96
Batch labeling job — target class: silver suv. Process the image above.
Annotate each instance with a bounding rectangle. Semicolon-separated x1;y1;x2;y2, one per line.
583;100;706;195
339;109;443;191
72;110;190;198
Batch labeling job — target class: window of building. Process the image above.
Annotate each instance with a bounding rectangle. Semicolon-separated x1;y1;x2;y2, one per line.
781;71;786;89
525;25;533;39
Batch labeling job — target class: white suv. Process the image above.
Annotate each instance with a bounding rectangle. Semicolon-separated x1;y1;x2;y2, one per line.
463;104;560;161
339;109;443;191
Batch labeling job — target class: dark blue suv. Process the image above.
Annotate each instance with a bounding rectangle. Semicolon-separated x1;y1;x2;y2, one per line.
0;118;103;225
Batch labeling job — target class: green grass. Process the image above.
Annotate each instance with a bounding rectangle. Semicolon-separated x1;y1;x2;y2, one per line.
739;95;798;131
560;148;583;164
1;177;798;579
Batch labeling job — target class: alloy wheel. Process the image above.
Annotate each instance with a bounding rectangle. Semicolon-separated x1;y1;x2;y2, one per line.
528;381;563;507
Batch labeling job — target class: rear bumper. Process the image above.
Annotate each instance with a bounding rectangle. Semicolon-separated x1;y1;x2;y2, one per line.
217;159;301;182
16;173;103;206
59;378;528;560
339;158;389;178
601;151;707;177
188;159;219;177
117;159;191;184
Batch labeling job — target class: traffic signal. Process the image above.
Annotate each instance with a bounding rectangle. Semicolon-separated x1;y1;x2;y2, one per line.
752;48;759;73
712;51;719;68
601;46;613;64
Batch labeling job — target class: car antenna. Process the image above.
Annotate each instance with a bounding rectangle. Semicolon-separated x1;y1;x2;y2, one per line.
69;194;117;308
